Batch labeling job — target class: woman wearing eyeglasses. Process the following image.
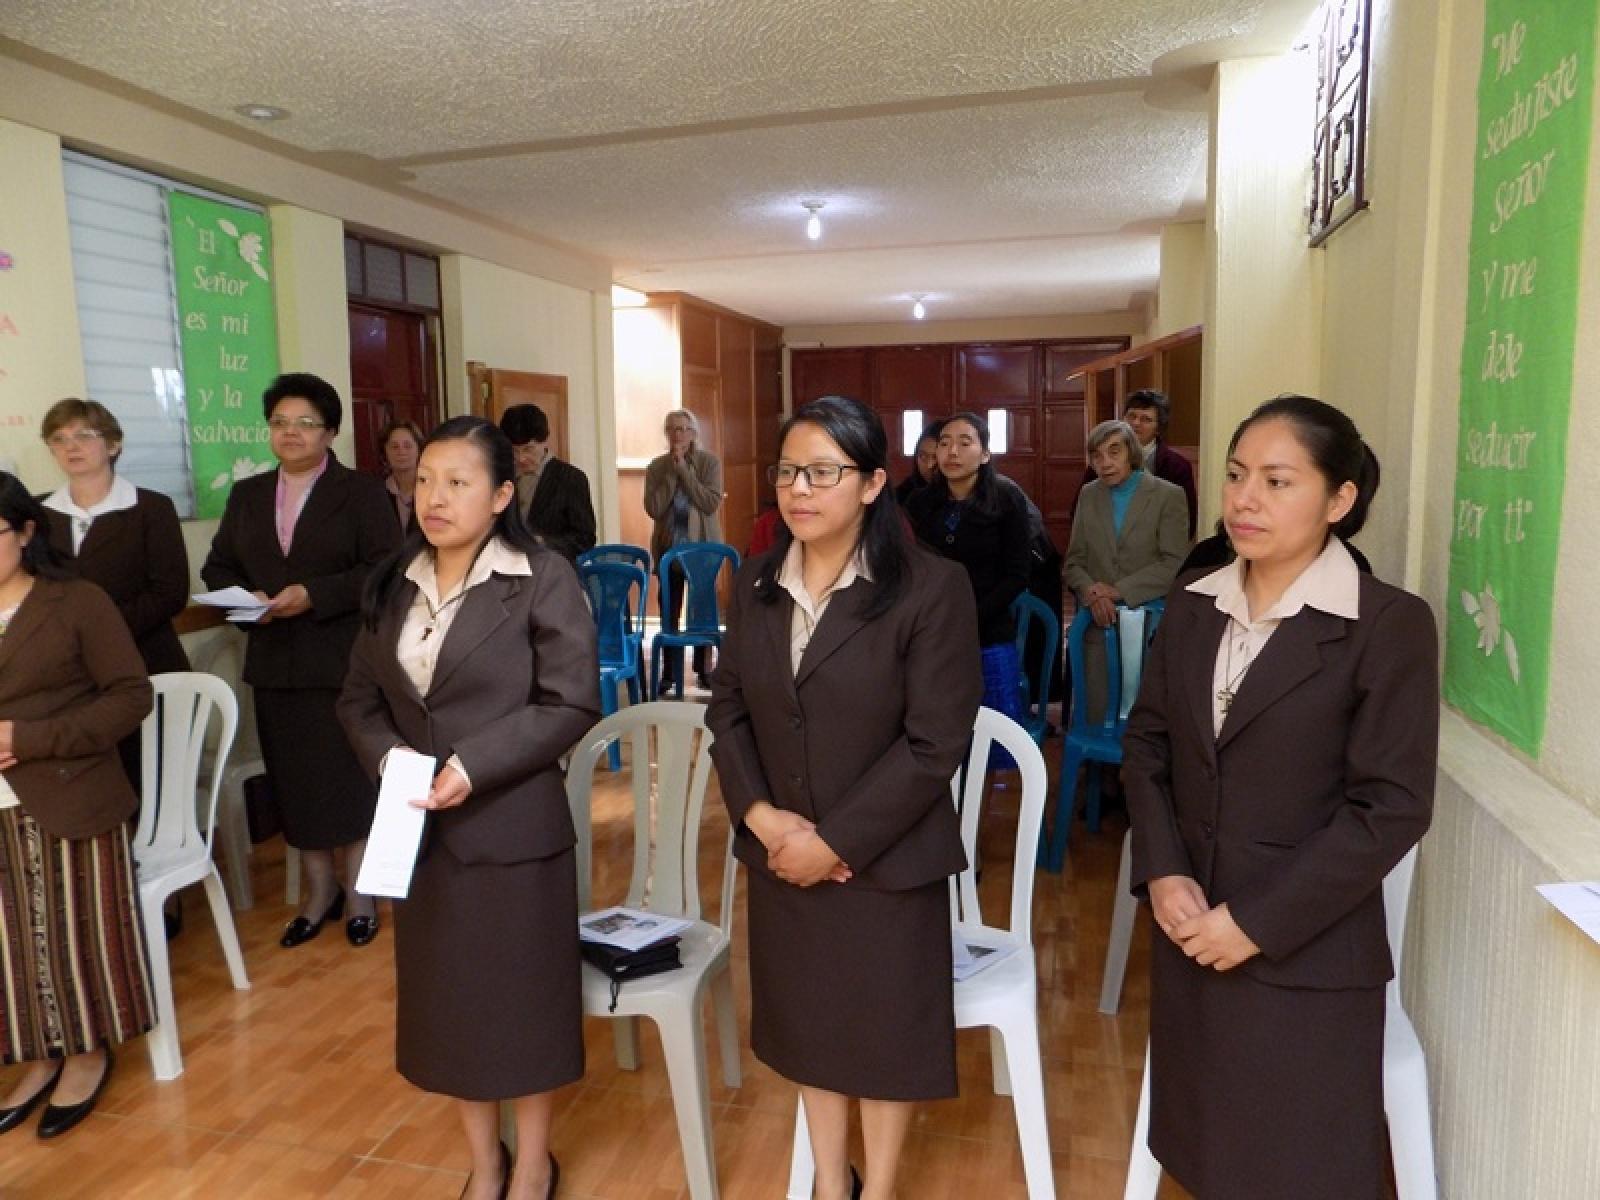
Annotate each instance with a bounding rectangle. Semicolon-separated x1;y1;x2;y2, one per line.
202;373;400;949
39;399;190;769
708;396;981;1200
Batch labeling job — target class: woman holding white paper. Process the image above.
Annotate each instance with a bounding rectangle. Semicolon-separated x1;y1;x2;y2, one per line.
339;415;598;1200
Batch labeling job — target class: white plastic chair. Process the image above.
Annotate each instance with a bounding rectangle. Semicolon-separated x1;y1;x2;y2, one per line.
1123;844;1437;1199
132;672;252;1081
566;702;740;1200
787;707;1056;1199
187;633;262;910
1098;829;1138;1014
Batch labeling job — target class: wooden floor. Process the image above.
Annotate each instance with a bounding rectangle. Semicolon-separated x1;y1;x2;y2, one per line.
0;727;1160;1199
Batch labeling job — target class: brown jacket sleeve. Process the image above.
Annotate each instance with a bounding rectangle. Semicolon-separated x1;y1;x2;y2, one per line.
706;561;774;828
1122;610;1196;894
12;583;153;761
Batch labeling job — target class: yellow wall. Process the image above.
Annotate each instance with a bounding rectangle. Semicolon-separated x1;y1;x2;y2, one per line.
440;255;611;533
1153;222;1206;340
0;120;87;484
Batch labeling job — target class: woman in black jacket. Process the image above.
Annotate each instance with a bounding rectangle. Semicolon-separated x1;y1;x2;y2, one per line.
906;412;1031;742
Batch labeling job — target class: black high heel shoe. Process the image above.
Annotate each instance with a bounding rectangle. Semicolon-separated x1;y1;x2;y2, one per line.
279;890;345;948
37;1047;111;1139
0;1060;62;1135
850;1165;863;1199
460;1140;513;1200
547;1151;561;1198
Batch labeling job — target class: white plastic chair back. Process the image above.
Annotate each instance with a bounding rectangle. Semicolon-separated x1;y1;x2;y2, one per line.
1115;606;1149;721
133;672;239;858
567;701;733;932
1383;844;1419;983
950;706;1050;940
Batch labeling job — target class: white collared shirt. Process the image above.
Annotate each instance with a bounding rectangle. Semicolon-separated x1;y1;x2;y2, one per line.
774;539;871;675
1186;536;1361;736
43;474;138;553
391;537;533;786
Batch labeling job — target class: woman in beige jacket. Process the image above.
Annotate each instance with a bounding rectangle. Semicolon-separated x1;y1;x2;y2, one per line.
643;408;724;691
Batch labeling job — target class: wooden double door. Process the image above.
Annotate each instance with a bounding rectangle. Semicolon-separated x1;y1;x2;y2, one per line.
790;337;1127;550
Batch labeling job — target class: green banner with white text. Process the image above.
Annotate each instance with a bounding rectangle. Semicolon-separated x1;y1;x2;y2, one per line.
1444;0;1597;754
167;192;280;519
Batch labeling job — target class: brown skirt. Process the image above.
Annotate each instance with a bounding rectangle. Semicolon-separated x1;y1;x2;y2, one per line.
393;840;584;1101
0;810;155;1064
1147;928;1387;1199
746;868;956;1101
254;687;377;851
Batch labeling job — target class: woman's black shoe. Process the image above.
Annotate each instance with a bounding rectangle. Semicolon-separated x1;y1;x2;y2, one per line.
0;1060;62;1134
37;1048;111;1139
547;1151;560;1198
345;914;380;947
279;890;345;948
850;1165;863;1199
459;1140;513;1200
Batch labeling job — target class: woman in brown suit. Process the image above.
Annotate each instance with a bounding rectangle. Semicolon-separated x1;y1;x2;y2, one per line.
339;417;599;1200
0;475;155;1139
1124;396;1438;1199
708;396;981;1200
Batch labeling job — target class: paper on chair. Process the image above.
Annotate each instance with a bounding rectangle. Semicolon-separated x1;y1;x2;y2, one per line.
355;749;436;899
1536;882;1600;948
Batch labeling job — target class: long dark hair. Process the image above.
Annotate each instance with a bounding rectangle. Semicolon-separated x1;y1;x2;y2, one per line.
1228;394;1380;541
920;410;1004;516
0;473;68;579
361;416;546;629
755;395;908;620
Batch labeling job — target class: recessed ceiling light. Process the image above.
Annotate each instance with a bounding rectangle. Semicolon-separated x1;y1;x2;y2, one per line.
234;103;289;121
801;200;825;241
911;293;927;320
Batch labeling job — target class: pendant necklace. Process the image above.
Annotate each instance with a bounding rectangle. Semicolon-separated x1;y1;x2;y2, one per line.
419;587;468;642
1217;625;1254;717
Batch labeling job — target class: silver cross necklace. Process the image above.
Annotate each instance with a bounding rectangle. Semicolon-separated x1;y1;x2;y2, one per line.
1218;626;1255;717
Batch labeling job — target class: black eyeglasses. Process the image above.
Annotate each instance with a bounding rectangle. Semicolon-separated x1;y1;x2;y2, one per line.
767;462;860;489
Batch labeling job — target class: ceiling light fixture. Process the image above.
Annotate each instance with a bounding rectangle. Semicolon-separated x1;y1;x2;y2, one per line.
234;103;289;121
911;294;927;320
801;200;825;241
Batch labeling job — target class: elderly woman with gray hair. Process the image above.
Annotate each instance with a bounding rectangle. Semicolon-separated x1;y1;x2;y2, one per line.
644;408;724;692
1064;419;1190;722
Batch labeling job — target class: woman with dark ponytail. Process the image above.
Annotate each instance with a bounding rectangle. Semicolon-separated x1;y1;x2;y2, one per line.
338;416;599;1200
1123;395;1439;1198
708;396;981;1200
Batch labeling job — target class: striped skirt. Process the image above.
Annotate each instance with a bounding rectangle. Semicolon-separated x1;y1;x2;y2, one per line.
0;809;155;1064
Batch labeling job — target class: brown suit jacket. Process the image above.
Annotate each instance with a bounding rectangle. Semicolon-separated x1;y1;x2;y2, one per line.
643;448;724;561
201;456;401;690
1123;571;1438;989
0;577;154;838
706;546;982;891
337;545;601;866
45;486;190;675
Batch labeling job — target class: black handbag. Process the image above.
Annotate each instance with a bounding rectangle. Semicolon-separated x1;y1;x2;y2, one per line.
580;936;683;1012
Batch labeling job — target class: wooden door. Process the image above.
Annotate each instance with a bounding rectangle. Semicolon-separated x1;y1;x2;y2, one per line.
467;362;569;459
347;304;441;475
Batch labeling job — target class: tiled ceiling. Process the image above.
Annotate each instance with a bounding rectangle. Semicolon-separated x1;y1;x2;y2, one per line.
3;0;1316;326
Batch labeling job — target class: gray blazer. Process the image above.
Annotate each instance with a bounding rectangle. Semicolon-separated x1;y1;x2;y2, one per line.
643;447;724;560
337;546;601;866
1064;471;1190;607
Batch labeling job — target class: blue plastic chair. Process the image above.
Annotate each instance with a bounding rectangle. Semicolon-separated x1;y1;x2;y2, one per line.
578;560;649;770
1038;600;1164;872
652;543;740;700
1010;592;1062;745
578;544;652;575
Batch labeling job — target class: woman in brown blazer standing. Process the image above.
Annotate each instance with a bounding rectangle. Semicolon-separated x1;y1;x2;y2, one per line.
339;417;599;1200
0;475;155;1139
708;396;981;1200
202;373;401;948
1123;395;1438;1199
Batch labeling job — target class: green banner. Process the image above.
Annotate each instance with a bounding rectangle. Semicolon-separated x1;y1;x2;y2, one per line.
167;192;280;519
1444;0;1597;754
